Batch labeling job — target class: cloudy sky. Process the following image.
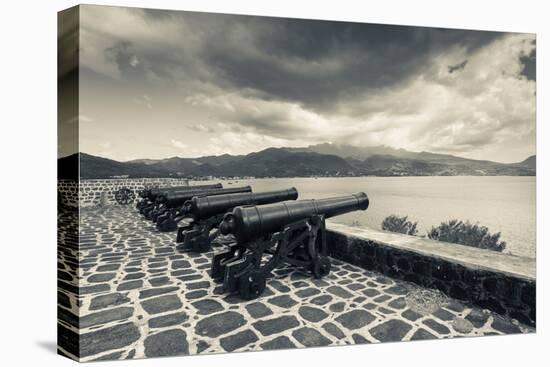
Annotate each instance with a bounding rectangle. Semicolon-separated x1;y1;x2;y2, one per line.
73;5;535;163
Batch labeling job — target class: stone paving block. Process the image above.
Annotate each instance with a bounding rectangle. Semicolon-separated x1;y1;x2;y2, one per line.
220;330;259;352
299;306;329;323
186;281;211;290
80;284;110;295
311;295;333;305
388;297;407;310
144;329;189;357
260;336;297;350
352;334;370;344
410;328;437;341
451;317;474;334
80;307;134;328
139;286;178;299
422;319;451;335
195;311;247;338
245;302;273;319
191;299;224;315
329;302;346;312
58;291;71;309
322;322;346;339
141;294;183;315
253;315;300;336
466;309;490;328
117;280;143;291
149;276;171;287
335;309;376;330
96;264;120;272
268;294;298;308
370;319;413;342
148;312;189;328
292;327;332;347
185;290;207;300
269;280;291;293
402;309;423;321
295;287;321;298
80;322;140;358
326;285;354;299
433;308;456;321
123;270;146;280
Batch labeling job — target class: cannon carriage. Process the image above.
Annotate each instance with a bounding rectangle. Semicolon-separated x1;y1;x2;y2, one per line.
149;185;253;223
136;183;223;212
211;193;370;300
173;188;299;252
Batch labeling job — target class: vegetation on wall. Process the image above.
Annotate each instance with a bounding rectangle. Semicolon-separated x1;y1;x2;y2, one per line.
427;220;506;252
381;215;506;252
381;215;419;236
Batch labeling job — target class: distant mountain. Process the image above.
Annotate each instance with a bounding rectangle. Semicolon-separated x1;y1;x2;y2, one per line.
303;143;502;166
58;153;79;179
214;148;355;177
59;144;536;179
131;156;200;174
303;143;418;160
195;154;243;166
516;155;536;169
128;153;243;174
58;153;173;179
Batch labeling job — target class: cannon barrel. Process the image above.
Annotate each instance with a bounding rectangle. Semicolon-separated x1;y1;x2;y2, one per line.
182;187;298;220
158;186;253;207
145;183;223;200
219;192;369;242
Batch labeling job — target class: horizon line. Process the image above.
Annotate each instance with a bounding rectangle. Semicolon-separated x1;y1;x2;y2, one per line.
58;144;536;165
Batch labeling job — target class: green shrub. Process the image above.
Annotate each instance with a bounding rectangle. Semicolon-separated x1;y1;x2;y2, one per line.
382;215;418;236
427;219;506;252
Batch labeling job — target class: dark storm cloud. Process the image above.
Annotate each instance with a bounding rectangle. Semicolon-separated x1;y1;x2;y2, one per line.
96;10;505;113
196;18;505;111
79;6;536;162
57;6;79;79
105;41;145;79
520;45;536;81
448;60;468;73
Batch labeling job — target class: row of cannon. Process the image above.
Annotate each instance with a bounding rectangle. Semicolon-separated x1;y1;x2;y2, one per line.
136;183;369;299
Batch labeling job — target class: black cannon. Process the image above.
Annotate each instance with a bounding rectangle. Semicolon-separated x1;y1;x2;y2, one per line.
136;183;223;211
211;193;369;300
174;188;299;252
149;186;253;224
141;186;231;220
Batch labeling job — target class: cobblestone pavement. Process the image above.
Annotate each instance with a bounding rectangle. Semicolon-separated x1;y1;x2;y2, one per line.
57;206;534;361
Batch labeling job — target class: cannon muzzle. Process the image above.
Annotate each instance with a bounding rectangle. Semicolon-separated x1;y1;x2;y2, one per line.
219;192;369;242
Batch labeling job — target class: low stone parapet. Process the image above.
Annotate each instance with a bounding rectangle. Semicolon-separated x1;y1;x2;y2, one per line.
326;223;536;327
58;178;189;207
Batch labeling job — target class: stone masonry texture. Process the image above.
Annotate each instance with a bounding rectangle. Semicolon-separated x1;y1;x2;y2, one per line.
327;227;536;327
57;206;534;362
58;178;190;208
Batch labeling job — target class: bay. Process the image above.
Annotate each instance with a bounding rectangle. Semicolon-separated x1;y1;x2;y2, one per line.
192;176;535;258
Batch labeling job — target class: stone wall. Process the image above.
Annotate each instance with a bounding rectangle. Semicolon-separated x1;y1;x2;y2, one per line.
58;180;79;208
326;223;536;327
58;178;189;207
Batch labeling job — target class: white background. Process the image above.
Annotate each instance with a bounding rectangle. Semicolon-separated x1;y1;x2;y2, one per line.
0;0;547;365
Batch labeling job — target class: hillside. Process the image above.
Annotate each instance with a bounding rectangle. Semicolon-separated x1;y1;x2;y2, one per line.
59;144;536;179
215;148;355;177
59;153;173;179
516;155;536;169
